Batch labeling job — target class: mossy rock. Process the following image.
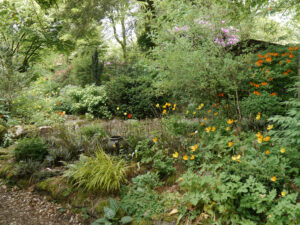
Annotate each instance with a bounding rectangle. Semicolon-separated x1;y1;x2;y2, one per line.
151;213;177;225
131;219;153;225
0;163;14;178
35;176;71;202
70;190;91;208
92;198;110;216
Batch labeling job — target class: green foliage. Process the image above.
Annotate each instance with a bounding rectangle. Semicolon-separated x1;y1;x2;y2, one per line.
14;138;48;162
106;75;167;119
179;170;300;225
132;172;162;189
240;92;283;119
14;159;42;178
269;93;300;182
71;49;104;86
64;150;127;193
56;84;111;118
46;125;89;162
92;198;133;225
121;186;164;221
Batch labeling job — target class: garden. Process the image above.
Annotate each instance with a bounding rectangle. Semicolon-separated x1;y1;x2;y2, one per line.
0;0;299;224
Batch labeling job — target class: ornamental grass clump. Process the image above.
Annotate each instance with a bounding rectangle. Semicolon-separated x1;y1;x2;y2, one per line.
64;149;127;193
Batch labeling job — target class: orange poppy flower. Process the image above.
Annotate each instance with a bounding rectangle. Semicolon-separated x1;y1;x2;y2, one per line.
287;69;291;73
255;84;260;88
268;78;273;81
57;101;61;106
253;91;261;96
283;71;288;75
261;82;268;86
257;53;264;59
295;47;299;50
288;47;294;51
270;92;277;96
289;54;294;58
255;59;263;67
286;59;291;63
265;57;272;63
273;53;279;56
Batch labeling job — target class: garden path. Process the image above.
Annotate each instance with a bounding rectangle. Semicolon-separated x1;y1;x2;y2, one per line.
0;182;85;225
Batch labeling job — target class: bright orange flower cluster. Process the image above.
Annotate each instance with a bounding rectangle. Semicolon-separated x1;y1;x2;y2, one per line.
253;91;261;96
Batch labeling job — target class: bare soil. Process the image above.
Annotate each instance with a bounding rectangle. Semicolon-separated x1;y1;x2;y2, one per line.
0;183;86;225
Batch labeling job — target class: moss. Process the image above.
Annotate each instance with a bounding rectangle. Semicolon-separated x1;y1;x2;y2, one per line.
36;176;71;202
70;190;90;208
131;219;153;225
151;213;177;224
0;164;13;178
0;125;7;143
93;198;110;216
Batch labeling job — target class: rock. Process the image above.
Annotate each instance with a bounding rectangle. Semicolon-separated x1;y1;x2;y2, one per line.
38;126;53;137
9;125;38;139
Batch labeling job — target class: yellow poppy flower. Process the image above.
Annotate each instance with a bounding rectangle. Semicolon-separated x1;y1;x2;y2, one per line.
193;111;196;115
227;119;234;125
280;148;285;153
265;150;270;155
212;126;216;132
183;155;189;160
124;112;127;116
228;141;233;147
190;155;195;160
270;176;276;182
186;110;190;114
267;124;273;130
191;144;198;152
281;191;286;197
173;152;179;158
257;137;263;144
156;104;159;108
263;136;271;142
206;127;211;133
226;127;230;131
152;137;157;143
163;105;167;109
256;132;262;138
256;112;261;120
162;110;167;114
117;107;120;110
214;112;218;116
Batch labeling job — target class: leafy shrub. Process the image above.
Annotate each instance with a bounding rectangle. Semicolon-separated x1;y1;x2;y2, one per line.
269;94;300;185
56;84;111;119
106;75;168;119
132;172;162;189
240;92;283;119
121;186;164;221
79;124;107;139
14;159;42;178
46;125;86;161
64;150;127;193
179;170;300;225
14;138;48;162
